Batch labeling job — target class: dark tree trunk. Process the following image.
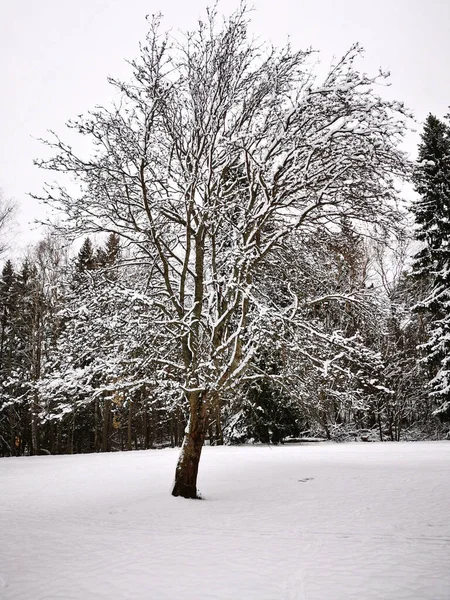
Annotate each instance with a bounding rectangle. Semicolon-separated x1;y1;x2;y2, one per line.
215;399;223;445
208;422;214;445
31;395;40;456
143;403;149;449
56;422;62;454
102;398;111;452
174;411;179;447
67;414;75;454
94;400;99;452
149;407;154;449
172;392;208;499
170;415;175;448
177;413;184;447
388;415;394;441
377;411;384;442
9;406;15;456
127;402;133;451
323;419;331;440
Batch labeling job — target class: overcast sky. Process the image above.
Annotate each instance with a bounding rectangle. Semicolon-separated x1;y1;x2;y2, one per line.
1;0;449;255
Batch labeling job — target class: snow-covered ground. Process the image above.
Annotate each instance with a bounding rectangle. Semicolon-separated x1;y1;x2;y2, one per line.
0;442;449;600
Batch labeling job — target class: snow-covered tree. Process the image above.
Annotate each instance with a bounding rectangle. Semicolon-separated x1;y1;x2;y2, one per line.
0;189;16;259
0;260;18;454
226;223;389;442
0;257;45;455
36;7;409;497
411;114;450;418
75;237;96;273
39;238;131;449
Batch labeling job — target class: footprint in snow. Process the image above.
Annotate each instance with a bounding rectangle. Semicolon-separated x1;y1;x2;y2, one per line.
298;477;314;483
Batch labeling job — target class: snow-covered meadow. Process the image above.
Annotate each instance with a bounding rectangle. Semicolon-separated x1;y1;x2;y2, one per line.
1;442;449;599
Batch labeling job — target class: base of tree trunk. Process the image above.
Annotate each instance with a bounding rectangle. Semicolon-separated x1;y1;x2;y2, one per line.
171;436;204;498
171;400;207;499
171;480;201;499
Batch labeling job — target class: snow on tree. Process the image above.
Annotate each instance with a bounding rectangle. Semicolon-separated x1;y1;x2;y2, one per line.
37;236;155;452
76;237;96;273
0;257;45;455
224;223;390;443
371;240;427;440
0;260;18;454
411;114;450;418
0;189;16;259
35;7;409;497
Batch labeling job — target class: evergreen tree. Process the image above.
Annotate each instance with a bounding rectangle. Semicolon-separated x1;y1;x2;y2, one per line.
97;233;120;268
76;237;96;273
0;260;17;454
411;114;450;418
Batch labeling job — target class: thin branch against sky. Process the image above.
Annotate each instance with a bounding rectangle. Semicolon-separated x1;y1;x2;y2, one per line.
1;0;449;253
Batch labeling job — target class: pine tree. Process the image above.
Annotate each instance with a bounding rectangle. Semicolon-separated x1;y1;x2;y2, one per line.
411;114;450;418
76;237;96;273
0;260;17;454
97;233;120;268
96;233;121;282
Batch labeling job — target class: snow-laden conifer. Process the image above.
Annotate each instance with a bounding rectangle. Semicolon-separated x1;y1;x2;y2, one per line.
411;114;450;417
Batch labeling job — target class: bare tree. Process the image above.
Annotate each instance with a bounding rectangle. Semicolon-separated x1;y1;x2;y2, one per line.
0;189;16;258
36;7;410;497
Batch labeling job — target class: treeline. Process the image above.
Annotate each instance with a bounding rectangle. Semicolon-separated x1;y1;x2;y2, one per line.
0;234;185;455
0;206;447;457
1;8;449;459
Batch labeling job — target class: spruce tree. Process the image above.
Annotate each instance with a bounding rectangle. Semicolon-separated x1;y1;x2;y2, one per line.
0;261;17;454
411;114;450;418
76;237;96;272
98;233;120;267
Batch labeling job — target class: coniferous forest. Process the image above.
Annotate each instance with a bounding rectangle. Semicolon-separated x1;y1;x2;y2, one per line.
0;8;449;498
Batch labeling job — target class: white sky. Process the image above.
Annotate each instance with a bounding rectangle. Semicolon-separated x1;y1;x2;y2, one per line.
1;0;449;256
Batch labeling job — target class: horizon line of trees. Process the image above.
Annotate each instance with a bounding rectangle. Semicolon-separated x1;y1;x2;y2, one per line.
1;170;448;457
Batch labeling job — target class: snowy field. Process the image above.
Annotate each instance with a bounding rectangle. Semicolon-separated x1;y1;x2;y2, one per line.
0;442;449;600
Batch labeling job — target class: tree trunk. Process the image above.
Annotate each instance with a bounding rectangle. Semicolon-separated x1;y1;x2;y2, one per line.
172;391;208;499
9;406;15;456
31;395;40;456
56;422;62;454
127;402;133;451
67;414;75;454
94;400;99;452
377;411;384;442
170;415;175;448
102;398;111;452
149;407;154;449
215;398;223;445
174;410;180;447
143;403;149;449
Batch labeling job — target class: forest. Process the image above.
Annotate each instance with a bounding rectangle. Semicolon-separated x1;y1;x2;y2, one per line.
0;7;449;498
